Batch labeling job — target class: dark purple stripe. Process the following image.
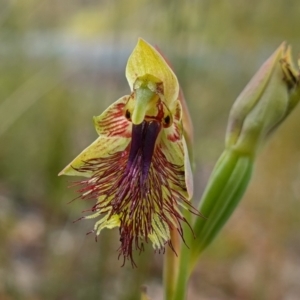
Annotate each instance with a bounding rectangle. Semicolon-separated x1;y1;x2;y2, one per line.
126;122;144;171
141;121;161;182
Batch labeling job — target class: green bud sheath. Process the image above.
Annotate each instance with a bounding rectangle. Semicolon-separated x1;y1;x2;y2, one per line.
190;43;300;272
190;150;252;268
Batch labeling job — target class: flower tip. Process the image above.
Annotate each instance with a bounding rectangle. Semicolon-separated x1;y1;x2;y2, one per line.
137;37;149;46
136;38;156;54
58;165;79;177
280;40;287;48
58;166;69;176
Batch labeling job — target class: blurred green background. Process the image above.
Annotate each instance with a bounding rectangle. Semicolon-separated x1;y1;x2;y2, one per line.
1;0;300;299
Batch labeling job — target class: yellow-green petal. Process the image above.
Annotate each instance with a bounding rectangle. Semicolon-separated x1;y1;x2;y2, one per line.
93;95;131;137
149;215;170;249
58;136;130;177
126;38;179;106
159;100;193;199
90;213;120;235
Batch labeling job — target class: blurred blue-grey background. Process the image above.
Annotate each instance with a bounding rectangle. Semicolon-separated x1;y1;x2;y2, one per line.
1;1;300;299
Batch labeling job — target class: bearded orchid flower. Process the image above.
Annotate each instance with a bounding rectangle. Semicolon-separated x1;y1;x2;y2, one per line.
59;38;197;266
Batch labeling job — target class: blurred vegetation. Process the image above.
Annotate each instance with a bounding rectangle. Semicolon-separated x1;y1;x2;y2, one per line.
1;0;300;299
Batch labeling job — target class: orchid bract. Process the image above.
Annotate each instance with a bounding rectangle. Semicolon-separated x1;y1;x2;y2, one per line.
59;38;196;266
191;42;300;267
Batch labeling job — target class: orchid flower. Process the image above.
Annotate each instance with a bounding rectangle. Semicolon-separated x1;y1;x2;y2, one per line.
59;38;196;266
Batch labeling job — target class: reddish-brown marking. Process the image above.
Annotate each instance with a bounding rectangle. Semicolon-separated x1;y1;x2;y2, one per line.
73;133;198;267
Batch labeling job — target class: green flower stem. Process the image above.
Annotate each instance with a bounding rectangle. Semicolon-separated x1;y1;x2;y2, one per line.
163;226;180;300
172;209;193;300
190;149;253;270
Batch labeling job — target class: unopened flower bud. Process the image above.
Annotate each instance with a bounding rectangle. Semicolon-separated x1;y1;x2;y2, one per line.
226;43;300;156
